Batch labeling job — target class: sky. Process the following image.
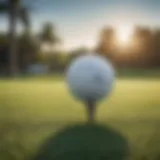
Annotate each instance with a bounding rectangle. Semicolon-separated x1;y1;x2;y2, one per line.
1;0;160;50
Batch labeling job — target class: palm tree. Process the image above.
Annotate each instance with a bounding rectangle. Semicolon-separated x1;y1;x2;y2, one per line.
39;22;60;54
0;0;30;75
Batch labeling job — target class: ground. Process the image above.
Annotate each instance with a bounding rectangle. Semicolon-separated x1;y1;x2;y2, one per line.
0;71;160;160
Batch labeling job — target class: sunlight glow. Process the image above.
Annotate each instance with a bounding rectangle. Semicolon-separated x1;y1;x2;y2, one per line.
116;24;133;46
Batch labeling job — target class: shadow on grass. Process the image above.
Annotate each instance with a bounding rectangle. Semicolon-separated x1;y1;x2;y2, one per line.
33;123;129;160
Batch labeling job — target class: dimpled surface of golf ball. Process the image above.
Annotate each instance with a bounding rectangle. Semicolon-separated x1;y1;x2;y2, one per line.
66;53;115;101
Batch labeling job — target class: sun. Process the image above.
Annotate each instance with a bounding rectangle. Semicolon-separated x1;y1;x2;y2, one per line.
116;24;133;46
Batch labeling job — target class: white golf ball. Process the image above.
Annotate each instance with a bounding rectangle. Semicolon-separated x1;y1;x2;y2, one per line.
66;53;115;101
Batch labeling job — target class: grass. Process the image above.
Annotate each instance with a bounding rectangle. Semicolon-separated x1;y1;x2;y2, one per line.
0;72;160;160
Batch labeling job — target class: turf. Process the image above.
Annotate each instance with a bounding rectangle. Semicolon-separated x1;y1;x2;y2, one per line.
0;75;160;160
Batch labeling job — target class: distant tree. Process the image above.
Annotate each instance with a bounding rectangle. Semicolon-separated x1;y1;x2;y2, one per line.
0;33;9;73
132;27;153;67
96;27;115;59
39;22;60;54
18;30;39;71
153;29;160;67
0;0;30;75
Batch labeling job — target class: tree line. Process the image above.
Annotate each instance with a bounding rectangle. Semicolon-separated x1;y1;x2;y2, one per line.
0;0;160;76
96;26;160;68
0;25;160;75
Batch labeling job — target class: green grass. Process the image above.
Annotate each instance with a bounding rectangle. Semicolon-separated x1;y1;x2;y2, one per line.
0;74;160;160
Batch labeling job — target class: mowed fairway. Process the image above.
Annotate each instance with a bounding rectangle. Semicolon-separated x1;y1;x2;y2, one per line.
0;75;160;159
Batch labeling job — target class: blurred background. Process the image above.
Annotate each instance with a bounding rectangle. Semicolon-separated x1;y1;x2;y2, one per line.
0;0;159;160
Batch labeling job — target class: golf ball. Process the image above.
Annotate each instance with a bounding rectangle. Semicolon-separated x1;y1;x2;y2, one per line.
66;53;115;101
